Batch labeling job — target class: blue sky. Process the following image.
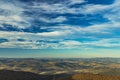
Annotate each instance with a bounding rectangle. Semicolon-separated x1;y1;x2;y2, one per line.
0;0;120;58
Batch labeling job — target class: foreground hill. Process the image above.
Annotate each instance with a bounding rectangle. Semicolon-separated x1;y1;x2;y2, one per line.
72;73;120;80
0;70;53;80
0;70;72;80
0;70;120;80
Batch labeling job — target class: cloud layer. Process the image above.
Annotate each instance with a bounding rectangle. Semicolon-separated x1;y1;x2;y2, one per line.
0;0;120;49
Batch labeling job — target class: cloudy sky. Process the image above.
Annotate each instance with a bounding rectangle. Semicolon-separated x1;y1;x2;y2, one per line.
0;0;120;58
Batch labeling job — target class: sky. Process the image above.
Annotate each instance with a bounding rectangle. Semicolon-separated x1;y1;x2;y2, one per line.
0;0;120;58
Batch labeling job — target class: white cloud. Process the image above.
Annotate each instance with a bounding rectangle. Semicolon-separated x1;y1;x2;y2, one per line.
31;3;76;14
29;0;118;15
0;1;24;15
60;40;81;46
0;41;35;49
0;0;120;49
84;38;120;47
80;4;109;14
0;0;32;29
0;30;120;49
39;16;67;23
69;0;85;5
0;30;73;41
0;15;30;28
62;21;120;35
37;21;120;39
36;30;73;37
103;0;120;22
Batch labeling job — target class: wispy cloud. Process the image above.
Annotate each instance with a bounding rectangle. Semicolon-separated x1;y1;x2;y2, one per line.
0;0;120;50
69;0;86;5
39;16;67;23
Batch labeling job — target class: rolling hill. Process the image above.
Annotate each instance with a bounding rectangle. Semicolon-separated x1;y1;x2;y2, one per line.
0;70;120;80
